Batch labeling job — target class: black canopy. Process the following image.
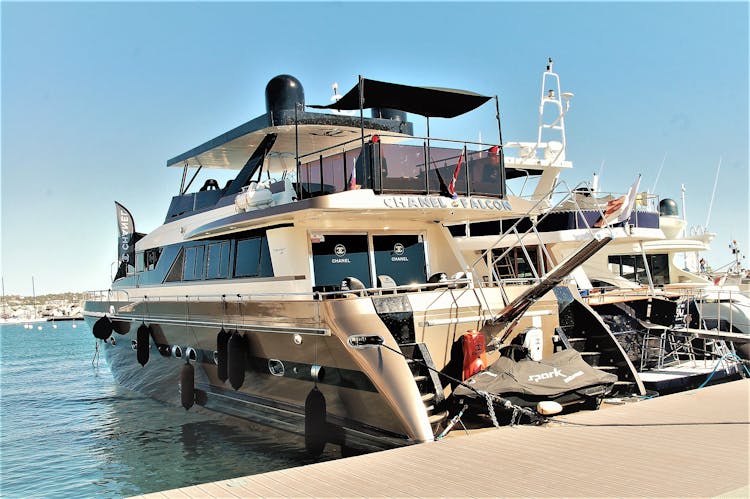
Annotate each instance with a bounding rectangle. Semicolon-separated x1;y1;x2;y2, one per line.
310;78;492;118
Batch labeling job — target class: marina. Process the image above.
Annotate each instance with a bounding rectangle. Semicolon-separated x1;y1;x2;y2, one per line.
80;60;750;459
136;379;750;498
2;3;748;499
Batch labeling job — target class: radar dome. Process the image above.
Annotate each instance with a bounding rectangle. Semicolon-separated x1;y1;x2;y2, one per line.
265;75;305;123
659;198;679;217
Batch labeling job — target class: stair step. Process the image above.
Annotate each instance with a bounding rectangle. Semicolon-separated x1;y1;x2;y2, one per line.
567;338;587;352
580;351;601;366
413;375;428;383
595;365;618;372
421;392;436;403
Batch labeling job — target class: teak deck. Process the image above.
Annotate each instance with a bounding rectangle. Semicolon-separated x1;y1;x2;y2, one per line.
136;379;750;498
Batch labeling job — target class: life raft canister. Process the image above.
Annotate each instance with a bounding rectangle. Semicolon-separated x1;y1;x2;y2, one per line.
462;330;487;380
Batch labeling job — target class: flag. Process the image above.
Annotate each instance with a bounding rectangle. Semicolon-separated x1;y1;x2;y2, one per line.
348;158;357;190
595;175;641;228
448;151;464;199
115;201;136;266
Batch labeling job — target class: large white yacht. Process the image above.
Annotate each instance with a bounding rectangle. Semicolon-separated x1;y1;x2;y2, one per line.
450;60;748;393
83;71;634;453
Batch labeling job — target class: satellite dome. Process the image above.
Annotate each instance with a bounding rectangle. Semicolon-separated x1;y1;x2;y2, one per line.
265;75;305;123
659;198;679;217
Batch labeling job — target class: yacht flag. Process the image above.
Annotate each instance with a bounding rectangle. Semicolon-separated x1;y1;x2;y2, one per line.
115;201;136;267
348;158;357;190
448;151;464;199
595;175;641;227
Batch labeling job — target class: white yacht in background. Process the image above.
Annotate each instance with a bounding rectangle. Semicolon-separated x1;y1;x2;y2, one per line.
84;68;632;454
450;60;748;393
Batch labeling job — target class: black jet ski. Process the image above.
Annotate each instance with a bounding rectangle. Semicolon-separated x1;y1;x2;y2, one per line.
453;349;617;413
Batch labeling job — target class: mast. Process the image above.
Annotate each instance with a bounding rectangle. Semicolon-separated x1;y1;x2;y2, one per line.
1;276;7;318
32;276;37;319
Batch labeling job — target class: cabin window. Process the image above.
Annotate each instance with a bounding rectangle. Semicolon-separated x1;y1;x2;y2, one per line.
145;248;162;271
312;234;371;291
164;248;185;282
372;235;426;285
608;254;670;285
206;242;231;279
649;254;670;285
183;245;205;281
135;252;145;273
234;236;273;278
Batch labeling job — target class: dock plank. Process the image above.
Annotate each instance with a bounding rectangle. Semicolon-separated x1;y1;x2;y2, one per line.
139;379;749;498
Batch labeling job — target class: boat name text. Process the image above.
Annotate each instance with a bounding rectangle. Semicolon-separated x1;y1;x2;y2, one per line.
383;196;511;211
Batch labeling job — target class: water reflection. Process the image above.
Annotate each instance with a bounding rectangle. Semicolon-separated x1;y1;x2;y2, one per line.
0;323;339;498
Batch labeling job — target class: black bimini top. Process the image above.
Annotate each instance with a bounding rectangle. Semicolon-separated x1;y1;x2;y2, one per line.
310;78;493;118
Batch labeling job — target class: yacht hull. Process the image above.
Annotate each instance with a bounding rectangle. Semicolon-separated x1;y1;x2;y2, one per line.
84;286;518;451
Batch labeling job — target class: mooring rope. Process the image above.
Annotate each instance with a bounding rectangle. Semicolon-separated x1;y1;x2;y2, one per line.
379;343;544;429
91;341;100;368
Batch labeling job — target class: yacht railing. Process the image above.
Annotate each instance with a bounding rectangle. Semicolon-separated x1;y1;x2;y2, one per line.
84;277;475;307
465;180;617;324
471;179;616;283
296;133;505;198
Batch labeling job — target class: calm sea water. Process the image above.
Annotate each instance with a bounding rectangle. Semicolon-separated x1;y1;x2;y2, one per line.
0;322;339;498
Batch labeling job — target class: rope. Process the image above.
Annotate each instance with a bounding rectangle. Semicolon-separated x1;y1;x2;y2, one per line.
479;391;500;427
697;352;750;389
91;341;100;367
436;404;468;440
379;343;545;427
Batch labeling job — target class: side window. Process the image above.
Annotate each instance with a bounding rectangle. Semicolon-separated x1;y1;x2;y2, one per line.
135;252;145;273
234;236;274;278
235;237;261;277
312;234;371;290
183;245;205;281
206;242;230;279
165;248;185;282
372;235;426;285
145;248;162;271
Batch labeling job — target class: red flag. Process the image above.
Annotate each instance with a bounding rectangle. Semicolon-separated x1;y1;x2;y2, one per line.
448;151;464;199
594;196;626;228
594;175;641;228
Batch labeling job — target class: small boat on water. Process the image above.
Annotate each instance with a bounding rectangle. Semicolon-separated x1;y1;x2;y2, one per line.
83;68;632;453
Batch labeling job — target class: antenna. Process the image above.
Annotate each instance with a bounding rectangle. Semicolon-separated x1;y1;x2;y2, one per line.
536;57;573;161
651;152;667;193
330;82;340;102
705;156;722;228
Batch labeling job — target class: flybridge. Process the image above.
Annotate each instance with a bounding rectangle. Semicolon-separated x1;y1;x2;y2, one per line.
163;74;509;222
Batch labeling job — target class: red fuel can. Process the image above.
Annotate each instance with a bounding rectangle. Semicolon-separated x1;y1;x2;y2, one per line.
462;330;487;380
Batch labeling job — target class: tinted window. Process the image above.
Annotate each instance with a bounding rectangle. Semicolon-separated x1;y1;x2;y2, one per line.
312;234;371;290
183;245;204;281
373;235;426;285
135;252;145;273
235;238;261;277
206;242;230;279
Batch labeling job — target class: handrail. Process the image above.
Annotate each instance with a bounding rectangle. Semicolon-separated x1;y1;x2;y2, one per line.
82;277;475;305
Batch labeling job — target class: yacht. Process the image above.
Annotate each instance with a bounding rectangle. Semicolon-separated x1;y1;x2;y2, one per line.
449;60;748;393
84;71;629;453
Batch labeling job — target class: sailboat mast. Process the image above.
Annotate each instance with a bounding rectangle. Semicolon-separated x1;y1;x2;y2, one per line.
32;276;37;319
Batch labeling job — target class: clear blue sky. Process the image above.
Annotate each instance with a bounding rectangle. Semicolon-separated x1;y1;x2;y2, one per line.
2;1;748;295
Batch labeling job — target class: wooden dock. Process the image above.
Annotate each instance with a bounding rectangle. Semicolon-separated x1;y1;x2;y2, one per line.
138;379;749;498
